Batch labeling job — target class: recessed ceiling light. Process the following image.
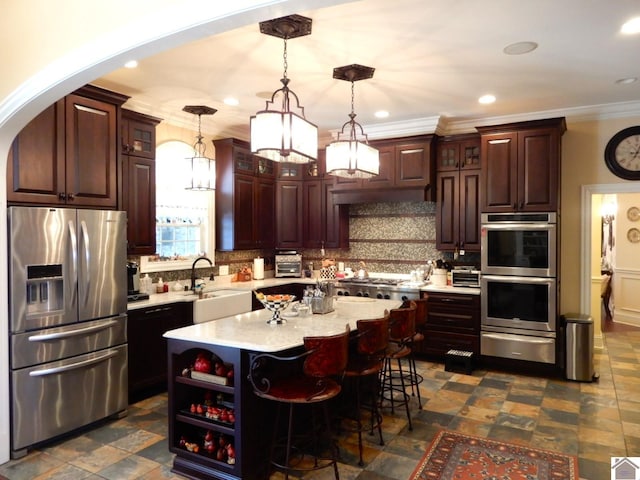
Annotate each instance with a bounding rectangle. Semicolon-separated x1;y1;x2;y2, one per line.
223;97;239;106
374;110;389;119
503;41;538;55
478;94;496;105
615;77;638;85
124;60;138;69
621;17;640;34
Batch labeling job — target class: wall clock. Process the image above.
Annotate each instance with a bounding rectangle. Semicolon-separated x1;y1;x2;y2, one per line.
604;126;640;180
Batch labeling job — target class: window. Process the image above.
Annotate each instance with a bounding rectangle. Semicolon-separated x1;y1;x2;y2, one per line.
140;141;215;272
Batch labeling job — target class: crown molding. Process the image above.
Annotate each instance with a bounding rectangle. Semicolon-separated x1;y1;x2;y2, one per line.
145;98;640;143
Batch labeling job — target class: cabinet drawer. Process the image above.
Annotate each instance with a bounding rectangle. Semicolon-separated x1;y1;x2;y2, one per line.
427;293;478;308
419;331;479;356
426;309;477;331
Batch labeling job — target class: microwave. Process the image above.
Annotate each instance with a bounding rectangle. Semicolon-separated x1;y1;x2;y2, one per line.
451;268;481;287
481;212;557;277
275;252;302;278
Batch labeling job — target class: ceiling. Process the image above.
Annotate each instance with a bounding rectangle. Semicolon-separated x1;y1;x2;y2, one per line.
92;0;640;144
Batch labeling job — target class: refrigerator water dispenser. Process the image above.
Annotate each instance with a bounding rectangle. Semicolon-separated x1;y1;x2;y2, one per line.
26;264;63;316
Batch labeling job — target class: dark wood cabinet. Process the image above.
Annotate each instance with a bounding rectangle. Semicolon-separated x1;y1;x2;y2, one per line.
120;109;161;255
276;180;304;249
215;138;275;251
121;110;159;159
273;149;349;249
417;291;480;357
302;178;349;249
477;118;566;213
6;100;65;205
330;135;436;203
168;340;255;480
128;302;193;403
7;85;128;208
436;135;481;252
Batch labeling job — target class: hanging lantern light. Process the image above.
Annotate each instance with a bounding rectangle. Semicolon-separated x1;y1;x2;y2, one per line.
183;105;216;191
250;14;317;164
326;64;379;178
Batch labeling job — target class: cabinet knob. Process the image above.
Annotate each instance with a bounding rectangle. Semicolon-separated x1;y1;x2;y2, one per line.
67;193;75;201
58;192;66;200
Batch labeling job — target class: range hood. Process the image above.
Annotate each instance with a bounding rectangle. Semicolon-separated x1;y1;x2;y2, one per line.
331;185;432;204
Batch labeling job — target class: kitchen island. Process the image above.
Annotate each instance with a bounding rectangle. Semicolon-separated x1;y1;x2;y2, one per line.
163;297;401;480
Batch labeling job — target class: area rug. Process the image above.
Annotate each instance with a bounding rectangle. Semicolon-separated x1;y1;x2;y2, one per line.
409;430;578;480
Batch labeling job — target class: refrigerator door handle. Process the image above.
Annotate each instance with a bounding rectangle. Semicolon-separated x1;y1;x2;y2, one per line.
27;319;120;342
28;350;118;377
79;220;91;307
67;220;78;307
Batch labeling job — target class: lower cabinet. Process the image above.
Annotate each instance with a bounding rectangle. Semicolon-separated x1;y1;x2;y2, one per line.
417;292;480;357
167;339;272;480
127;302;193;403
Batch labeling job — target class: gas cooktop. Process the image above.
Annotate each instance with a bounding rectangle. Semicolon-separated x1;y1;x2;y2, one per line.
335;277;422;300
338;277;404;286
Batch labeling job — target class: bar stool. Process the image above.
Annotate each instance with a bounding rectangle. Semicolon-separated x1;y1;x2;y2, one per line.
404;297;427;408
342;312;389;466
248;326;350;480
379;301;416;431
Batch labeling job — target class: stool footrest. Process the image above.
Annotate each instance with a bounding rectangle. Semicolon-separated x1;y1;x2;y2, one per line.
445;349;474;374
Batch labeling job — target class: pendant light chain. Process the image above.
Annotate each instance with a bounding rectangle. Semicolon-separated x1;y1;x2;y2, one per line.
282;36;288;81
195;113;206;157
349;80;357;141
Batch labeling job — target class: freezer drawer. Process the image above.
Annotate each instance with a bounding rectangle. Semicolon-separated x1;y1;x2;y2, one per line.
11;344;128;454
11;315;127;369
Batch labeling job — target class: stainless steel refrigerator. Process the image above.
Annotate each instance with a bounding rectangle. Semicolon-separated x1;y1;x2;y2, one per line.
8;206;128;458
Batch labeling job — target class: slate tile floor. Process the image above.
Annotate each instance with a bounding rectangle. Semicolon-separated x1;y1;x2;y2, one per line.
2;328;639;480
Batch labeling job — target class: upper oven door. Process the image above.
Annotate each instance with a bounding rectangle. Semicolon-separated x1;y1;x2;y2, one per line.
481;221;557;277
481;275;557;333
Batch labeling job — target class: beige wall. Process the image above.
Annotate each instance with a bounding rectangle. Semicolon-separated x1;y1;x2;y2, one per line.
560;117;640;316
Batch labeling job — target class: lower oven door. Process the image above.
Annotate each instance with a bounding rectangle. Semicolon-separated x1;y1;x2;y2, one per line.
481;275;556;333
481;331;555;364
11;344;128;454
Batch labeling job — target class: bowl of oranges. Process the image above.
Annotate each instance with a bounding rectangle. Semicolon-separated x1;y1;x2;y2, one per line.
254;292;296;324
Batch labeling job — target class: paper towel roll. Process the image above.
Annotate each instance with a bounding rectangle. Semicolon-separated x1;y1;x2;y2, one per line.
253;257;264;280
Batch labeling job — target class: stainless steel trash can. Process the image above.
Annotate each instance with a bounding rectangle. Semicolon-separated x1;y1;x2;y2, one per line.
564;313;594;382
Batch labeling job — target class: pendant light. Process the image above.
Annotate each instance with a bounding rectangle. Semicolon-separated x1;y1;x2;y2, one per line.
250;14;317;164
183;105;216;191
326;64;379;178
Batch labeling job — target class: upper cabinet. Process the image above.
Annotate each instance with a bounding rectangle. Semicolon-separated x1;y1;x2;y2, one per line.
477;118;566;213
7;85;128;208
214;138;275;251
120;109;162;255
273;149;348;250
330;135;436;203
302;150;349;250
435;134;481;252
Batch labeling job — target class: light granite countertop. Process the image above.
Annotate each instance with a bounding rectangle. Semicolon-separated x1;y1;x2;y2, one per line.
163;297;402;352
127;275;478;311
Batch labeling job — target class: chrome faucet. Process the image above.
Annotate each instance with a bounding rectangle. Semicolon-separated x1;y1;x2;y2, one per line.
191;256;214;291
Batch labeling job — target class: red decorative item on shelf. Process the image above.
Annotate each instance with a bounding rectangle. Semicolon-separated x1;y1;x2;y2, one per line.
194;352;211;373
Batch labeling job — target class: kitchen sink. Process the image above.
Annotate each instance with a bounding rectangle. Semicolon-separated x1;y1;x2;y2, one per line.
191;289;252;324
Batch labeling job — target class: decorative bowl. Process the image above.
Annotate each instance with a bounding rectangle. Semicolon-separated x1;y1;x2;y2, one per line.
254;292;296;324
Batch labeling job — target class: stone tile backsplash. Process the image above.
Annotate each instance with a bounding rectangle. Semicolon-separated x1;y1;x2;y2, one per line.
135;201;479;282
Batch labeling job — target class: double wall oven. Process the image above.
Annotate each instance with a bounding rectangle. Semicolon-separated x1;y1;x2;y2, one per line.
480;212;558;364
